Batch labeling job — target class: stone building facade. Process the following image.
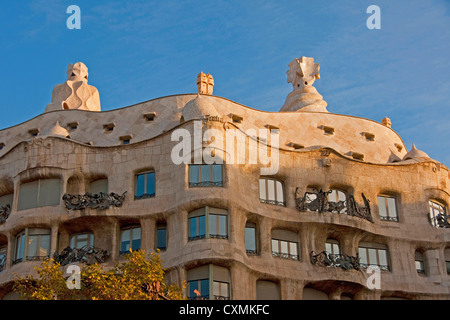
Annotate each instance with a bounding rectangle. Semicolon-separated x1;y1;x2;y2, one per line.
0;58;449;300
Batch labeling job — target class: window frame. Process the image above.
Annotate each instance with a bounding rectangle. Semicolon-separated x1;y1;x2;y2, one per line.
13;228;51;265
378;194;399;222
17;178;61;211
188;207;228;241
428;200;448;228
358;242;390;271
259;177;285;207
70;232;95;249
120;225;142;254
156;222;167;251
187;264;231;300
189;164;223;187
245;222;258;255
134;171;156;200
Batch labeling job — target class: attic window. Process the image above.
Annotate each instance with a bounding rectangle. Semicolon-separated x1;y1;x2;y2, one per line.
29;128;40;137
120;135;132;145
265;124;280;134
287;142;304;150
363;132;375;141
320;125;335;135
0;143;4;150
103;123;115;133
351;152;365;161
143;112;157;122
230;114;243;124
67;121;79;131
394;143;403;152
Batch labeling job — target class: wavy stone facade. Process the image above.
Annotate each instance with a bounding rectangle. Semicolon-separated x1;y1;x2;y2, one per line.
0;59;449;300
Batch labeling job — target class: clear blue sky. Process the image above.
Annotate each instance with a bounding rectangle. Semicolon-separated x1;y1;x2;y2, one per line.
1;0;449;164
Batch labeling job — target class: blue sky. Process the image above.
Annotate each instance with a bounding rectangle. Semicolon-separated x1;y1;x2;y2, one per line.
0;0;449;164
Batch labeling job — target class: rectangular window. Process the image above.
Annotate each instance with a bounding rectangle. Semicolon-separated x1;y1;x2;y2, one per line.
189;164;223;187
120;227;141;253
14;229;51;264
18;179;61;211
156;224;167;251
428;200;447;228
358;244;390;271
272;238;299;260
245;224;257;254
259;178;285;206
209;214;227;239
70;233;94;249
188;207;228;241
378;195;399;222
135;171;155;200
188;279;210;300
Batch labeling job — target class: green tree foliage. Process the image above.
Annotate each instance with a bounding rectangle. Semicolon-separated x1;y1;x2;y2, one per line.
13;250;185;300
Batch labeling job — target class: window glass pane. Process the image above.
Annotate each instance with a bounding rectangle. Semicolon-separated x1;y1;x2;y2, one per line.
333;243;340;255
209;214;217;235
218;215;227;236
280;241;288;254
200;279;209;298
325;242;332;253
121;230;130;252
157;228;166;249
89;179;108;194
368;248;377;265
276;181;284;203
146;172;155;196
358;248;367;264
378;196;387;217
213;281;220;297
190;165;199;184
387;197;397;218
132;228;141;250
188;280;199;298
27;235;38;257
337;191;346;202
272;239;278;253
329;190;337;203
289;242;298;256
16;234;25;260
18;181;39;211
245;227;256;251
201;165;211;182
259;179;266;200
198;215;205;237
267;180;275;201
378;249;388;266
38;179;61;207
39;235;50;256
221;282;229;297
212;164;222;183
136;174;145;197
189;218;197;238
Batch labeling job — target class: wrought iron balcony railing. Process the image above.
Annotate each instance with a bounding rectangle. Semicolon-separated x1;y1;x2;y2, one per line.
62;191;127;210
295;188;373;222
53;245;110;266
310;251;360;271
0;204;11;224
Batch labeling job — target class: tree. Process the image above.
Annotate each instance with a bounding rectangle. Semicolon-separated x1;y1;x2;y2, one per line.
13;250;185;300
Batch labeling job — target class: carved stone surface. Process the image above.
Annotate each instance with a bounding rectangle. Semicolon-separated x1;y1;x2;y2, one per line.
0;205;11;224
280;57;328;112
197;71;214;95
295;188;373;222
310;251;360;270
45;62;101;113
53;246;110;266
62;191;127;210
